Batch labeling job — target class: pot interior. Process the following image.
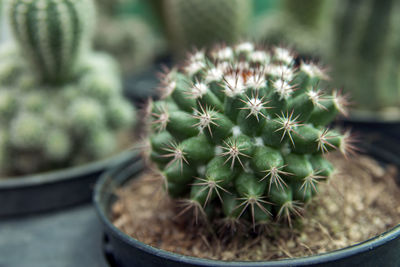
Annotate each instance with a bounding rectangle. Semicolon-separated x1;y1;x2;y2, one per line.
95;141;400;266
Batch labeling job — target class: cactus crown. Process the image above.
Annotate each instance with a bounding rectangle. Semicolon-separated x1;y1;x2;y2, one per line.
6;0;95;84
148;42;354;228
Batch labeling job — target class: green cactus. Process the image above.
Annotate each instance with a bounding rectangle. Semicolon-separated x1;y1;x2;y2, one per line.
94;16;157;74
154;0;251;58
252;0;333;57
146;42;354;228
283;0;327;28
6;0;95;84
330;0;400;113
92;0;158;75
95;0;122;15
0;0;135;176
0;46;135;175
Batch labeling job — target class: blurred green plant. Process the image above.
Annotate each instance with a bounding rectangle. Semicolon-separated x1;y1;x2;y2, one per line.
252;0;333;58
145;0;252;59
0;0;135;176
94;0;159;75
330;0;400;116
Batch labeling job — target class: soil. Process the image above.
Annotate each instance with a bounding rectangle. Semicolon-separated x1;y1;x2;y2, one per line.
111;153;400;261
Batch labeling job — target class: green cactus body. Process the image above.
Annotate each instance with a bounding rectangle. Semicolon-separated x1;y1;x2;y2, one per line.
6;0;95;84
147;43;353;227
0;0;135;176
283;0;326;28
331;0;400;112
0;47;135;175
253;0;333;58
161;0;251;58
0;48;135;175
94;16;157;74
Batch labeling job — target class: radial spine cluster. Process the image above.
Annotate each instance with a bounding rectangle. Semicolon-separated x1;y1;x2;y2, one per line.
148;42;354;228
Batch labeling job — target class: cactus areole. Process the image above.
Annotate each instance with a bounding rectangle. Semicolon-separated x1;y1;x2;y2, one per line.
147;43;354;227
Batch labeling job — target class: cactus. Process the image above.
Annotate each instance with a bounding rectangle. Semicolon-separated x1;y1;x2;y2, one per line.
93;0;158;75
153;0;251;58
330;0;400;113
94;16;157;74
0;0;135;176
283;0;327;28
95;0;123;16
6;0;95;84
252;0;332;58
146;42;354;228
0;46;135;175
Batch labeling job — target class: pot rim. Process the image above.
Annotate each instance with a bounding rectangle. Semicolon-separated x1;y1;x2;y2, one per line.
93;153;400;266
347;109;400;124
0;149;134;189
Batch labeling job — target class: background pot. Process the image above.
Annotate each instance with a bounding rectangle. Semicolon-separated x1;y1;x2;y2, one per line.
94;141;400;267
123;56;171;105
337;112;400;143
0;150;139;217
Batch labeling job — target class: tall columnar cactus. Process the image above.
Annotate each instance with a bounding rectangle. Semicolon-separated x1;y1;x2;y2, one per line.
0;0;135;176
330;0;400;113
146;42;354;228
6;0;95;84
156;0;251;58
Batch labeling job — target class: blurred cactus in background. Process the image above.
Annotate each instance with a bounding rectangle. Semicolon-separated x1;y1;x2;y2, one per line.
146;42;354;228
252;0;333;58
94;0;158;75
7;0;95;84
330;0;400;116
95;0;128;16
0;1;3;42
94;16;157;75
0;0;135;176
146;0;252;59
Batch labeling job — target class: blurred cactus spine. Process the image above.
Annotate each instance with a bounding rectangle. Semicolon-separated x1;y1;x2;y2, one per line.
331;0;400;113
0;0;135;176
146;42;354;229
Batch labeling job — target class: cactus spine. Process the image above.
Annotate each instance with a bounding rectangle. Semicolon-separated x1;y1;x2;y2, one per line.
146;42;354;228
331;0;400;112
0;0;135;176
7;0;95;84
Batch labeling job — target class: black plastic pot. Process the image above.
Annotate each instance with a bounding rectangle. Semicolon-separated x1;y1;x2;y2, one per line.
338;111;400;143
94;142;400;267
123;55;172;105
0;150;139;217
